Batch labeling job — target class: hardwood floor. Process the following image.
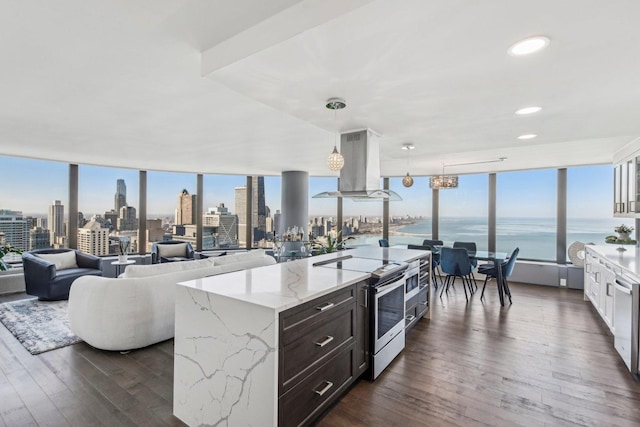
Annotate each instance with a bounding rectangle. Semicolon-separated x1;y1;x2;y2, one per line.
2;281;640;426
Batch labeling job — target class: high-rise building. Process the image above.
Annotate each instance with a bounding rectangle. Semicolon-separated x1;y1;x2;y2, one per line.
0;210;30;251
234;176;266;246
274;210;282;237
78;219;109;256
252;176;267;242
235;186;247;247
203;204;238;248
36;217;47;229
30;227;51;250
78;212;86;228
176;189;197;225
117;206;137;231
104;210;118;231
114;179;127;213
48;200;65;247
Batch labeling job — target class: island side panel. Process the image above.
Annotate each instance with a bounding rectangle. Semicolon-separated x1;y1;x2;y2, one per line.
174;285;278;426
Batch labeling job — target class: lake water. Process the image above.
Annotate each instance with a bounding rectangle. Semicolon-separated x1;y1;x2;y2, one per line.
347;217;635;261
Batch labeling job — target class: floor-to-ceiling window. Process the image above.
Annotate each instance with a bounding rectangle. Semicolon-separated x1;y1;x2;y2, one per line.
439;174;489;250
0;156;68;267
567;164;632;261
147;171;197;252
78;165;138;255
308;177;338;239
497;169;556;260
341;179;383;245
389;177;432;245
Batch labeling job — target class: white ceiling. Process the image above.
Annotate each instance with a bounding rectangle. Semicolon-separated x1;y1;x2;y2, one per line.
0;0;638;177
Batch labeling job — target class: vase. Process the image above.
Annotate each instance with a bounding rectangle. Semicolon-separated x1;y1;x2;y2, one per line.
618;231;631;240
118;254;128;263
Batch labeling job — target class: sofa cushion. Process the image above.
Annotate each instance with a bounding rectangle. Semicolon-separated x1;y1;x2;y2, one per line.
211;249;266;266
122;257;214;278
156;243;189;258
35;251;78;270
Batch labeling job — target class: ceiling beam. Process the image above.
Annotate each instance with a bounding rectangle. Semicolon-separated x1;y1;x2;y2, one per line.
201;0;375;76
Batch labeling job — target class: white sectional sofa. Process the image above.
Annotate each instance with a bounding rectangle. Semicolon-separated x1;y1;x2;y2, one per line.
68;250;276;351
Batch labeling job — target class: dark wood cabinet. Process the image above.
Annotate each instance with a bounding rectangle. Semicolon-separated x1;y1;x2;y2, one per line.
354;280;369;376
278;283;367;426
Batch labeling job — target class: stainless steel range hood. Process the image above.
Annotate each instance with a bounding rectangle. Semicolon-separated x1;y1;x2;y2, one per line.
313;129;402;201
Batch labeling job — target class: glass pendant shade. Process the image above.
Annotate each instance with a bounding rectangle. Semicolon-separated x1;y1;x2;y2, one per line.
327;146;344;171
402;172;414;187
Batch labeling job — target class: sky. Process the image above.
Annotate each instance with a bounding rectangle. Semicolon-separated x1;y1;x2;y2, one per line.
0;155;613;219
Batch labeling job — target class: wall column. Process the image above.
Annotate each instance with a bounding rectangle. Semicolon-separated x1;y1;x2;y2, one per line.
281;171;309;238
68;164;78;249
431;189;439;240
245;176;253;249
138;171;147;255
383;178;389;241
196;174;203;252
557;168;567;265
337;178;343;242
488;173;496;252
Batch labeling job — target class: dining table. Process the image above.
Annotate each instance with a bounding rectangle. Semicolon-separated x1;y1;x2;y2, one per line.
395;244;510;306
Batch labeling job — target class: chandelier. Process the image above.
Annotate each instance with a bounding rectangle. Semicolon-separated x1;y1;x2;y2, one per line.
429;157;506;189
326;98;346;171
401;143;414;187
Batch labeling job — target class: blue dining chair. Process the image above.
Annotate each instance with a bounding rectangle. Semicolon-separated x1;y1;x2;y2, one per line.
422;239;443;288
439;247;474;301
453;241;478;289
378;239;389;247
478;247;519;303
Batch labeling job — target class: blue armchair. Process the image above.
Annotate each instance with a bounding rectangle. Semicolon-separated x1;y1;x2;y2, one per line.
151;241;195;264
22;249;103;300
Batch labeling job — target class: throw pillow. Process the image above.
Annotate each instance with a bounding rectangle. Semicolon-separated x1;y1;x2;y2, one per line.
157;243;188;258
35;251;79;270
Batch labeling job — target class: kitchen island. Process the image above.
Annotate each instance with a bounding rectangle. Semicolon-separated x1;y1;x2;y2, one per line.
173;248;430;426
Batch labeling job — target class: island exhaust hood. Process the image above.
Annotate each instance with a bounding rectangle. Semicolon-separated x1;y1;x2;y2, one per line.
313;129;402;201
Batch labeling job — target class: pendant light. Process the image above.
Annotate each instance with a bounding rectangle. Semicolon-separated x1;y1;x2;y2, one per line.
401;143;414;187
326;98;346;171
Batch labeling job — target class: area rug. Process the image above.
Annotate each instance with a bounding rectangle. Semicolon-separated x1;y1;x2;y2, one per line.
0;298;82;355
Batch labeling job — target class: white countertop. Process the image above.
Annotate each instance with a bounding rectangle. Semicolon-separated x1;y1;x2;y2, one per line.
587;244;640;279
177;248;431;313
177;252;369;313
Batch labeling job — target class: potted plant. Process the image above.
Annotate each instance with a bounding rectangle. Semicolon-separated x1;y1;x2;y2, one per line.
118;238;130;263
0;244;22;271
312;230;354;254
614;224;634;240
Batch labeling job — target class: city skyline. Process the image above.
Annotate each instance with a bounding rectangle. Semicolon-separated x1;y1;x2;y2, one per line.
0;155;613;219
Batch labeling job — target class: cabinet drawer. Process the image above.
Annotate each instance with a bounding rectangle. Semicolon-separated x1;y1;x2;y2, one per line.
417;287;429;317
281;305;354;390
279;347;354;427
281;286;355;346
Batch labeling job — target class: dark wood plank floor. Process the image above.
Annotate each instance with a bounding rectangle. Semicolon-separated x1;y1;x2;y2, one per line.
2;281;640;426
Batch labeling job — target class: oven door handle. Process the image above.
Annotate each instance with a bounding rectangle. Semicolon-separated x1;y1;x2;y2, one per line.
376;278;405;296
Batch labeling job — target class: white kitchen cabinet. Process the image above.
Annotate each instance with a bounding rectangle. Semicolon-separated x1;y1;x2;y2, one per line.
600;260;616;329
613;155;640;217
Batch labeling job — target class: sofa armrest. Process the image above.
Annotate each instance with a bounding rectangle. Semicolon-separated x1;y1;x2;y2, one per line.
22;253;56;282
76;251;102;270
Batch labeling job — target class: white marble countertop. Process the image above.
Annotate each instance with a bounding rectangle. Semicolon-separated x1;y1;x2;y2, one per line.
587;244;640;279
177;252;370;313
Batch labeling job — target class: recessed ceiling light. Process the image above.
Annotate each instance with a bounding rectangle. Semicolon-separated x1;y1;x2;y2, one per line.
517;134;537;140
402;144;415;150
508;36;550;56
515;106;542;115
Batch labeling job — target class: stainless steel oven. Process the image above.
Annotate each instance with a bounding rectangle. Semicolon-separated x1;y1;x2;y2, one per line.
371;269;406;379
313;255;408;380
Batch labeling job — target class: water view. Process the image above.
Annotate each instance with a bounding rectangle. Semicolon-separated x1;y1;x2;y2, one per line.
347;217;634;261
